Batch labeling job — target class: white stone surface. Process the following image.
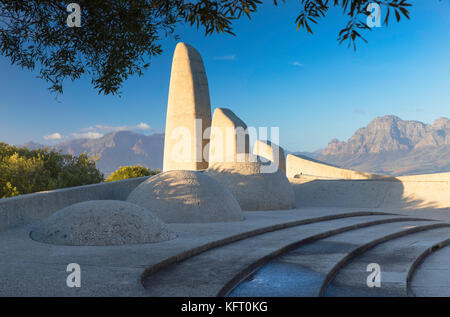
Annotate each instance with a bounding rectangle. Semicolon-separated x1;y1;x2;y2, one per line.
163;43;211;171
291;173;450;209
30;200;174;246
127;170;244;223
209;108;250;164
207;154;296;211
253;140;286;173
286;153;384;179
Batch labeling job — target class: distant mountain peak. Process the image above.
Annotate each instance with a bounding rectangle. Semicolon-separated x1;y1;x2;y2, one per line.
20;131;164;176
319;115;450;175
433;117;450;130
109;130;140;137
370;114;401;122
323;115;445;156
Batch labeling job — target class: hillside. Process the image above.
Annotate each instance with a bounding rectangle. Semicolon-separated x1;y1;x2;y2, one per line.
21;131;164;176
57;131;165;176
318;116;450;175
18;115;450;177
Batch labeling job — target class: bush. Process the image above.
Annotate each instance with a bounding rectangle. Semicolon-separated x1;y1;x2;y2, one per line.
0;142;104;198
105;165;160;182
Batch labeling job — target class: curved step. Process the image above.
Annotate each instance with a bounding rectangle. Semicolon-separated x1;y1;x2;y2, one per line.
409;243;450;296
142;215;429;296
228;220;441;297
0;209;395;296
322;226;450;296
141;210;391;281
229;221;442;296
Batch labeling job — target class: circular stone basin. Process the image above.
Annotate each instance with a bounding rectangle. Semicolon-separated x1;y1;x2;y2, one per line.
127;170;244;223
206;154;296;211
30;200;175;246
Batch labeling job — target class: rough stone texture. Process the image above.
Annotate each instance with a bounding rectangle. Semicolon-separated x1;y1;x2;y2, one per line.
206;154;296;211
286;153;384;179
208;108;250;164
163;43;211;172
30;200;174;246
127;170;244;223
253;140;286;173
0;176;148;233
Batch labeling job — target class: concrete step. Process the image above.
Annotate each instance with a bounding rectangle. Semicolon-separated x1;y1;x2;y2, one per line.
323;226;450;297
0;209;396;296
409;244;450;297
142;215;430;296
230;220;442;296
142;210;392;279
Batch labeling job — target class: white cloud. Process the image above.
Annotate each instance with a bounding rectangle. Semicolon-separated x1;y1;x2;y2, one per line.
292;61;303;67
72;132;104;139
43;132;62;140
91;124;126;132
47;122;154;141
214;55;236;61
136;122;151;130
81;122;152;133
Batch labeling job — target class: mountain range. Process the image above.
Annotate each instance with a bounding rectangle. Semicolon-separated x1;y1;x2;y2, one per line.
19;115;450;177
317;115;450;175
23;131;164;176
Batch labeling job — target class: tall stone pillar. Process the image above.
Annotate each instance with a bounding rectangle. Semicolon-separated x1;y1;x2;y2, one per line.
209;108;250;164
163;43;211;171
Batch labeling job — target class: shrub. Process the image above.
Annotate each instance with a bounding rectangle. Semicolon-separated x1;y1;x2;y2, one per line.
105;165;160;182
0;142;103;198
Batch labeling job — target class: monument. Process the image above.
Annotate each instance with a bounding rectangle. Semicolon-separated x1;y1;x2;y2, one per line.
207;154;296;211
253;140;286;173
127;170;244;223
1;42;450;298
286;153;383;179
209;107;250;164
163;43;211;171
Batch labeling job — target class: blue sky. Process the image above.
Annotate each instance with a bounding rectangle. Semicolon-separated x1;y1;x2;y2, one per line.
1;0;449;152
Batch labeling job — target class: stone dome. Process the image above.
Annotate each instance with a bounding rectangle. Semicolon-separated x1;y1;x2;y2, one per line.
30;200;175;246
127;170;244;223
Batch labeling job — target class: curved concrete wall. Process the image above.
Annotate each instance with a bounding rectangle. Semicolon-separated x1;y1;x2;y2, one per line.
397;172;450;182
2;170;448;233
286;154;384;180
0;177;149;232
291;172;450;209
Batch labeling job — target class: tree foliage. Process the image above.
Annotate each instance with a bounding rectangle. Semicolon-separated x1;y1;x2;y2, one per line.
105;165;160;182
0;142;103;198
0;0;412;95
292;0;412;49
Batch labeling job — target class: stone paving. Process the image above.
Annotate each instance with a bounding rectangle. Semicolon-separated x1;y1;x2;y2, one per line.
1;205;450;296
